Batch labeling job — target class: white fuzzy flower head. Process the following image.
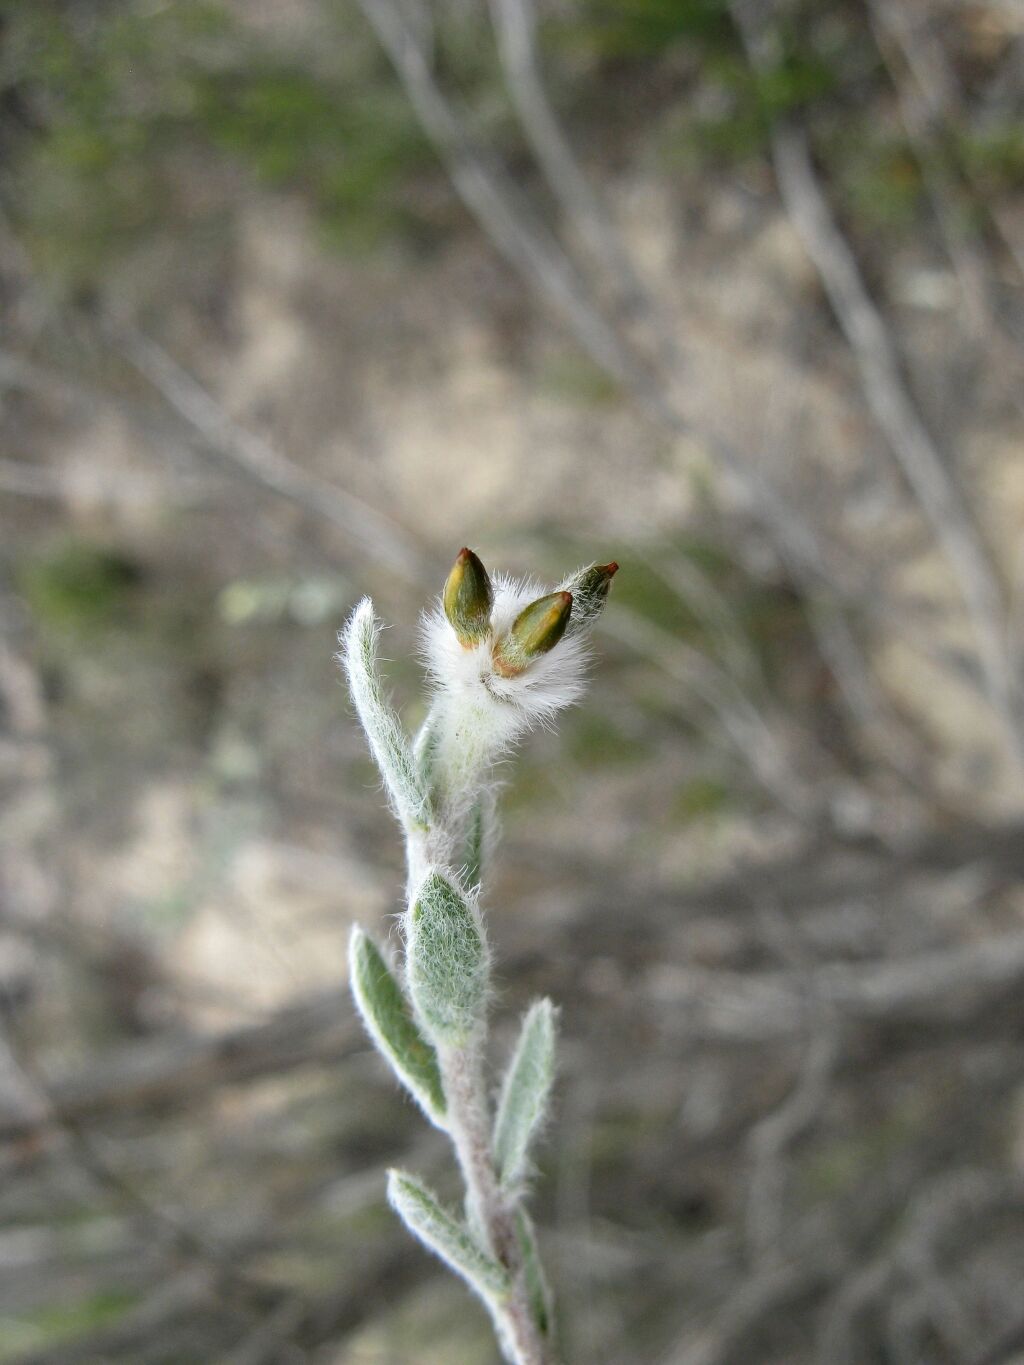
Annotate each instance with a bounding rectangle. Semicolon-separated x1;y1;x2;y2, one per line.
420;551;617;821
336;550;616;887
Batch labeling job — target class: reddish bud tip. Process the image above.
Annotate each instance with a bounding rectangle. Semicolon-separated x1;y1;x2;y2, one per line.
561;560;619;633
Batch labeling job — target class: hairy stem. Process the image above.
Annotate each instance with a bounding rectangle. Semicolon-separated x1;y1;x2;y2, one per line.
439;1042;553;1365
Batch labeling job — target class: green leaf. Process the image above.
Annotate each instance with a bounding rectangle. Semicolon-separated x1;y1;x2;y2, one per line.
339;598;431;833
462;795;490;888
493;999;557;1189
516;1208;555;1340
387;1170;509;1300
413;705;441;796
406;870;490;1044
349;926;447;1127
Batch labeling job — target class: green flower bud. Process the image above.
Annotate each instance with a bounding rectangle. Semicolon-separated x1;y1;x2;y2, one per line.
561;561;618;634
492;591;573;678
443;548;494;647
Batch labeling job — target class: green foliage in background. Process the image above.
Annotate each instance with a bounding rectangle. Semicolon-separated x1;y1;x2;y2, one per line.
555;0;839;164
0;1290;138;1361
5;2;228;288
661;50;839;165
4;0;1004;294
17;540;143;634
192;63;432;252
2;0;437;289
955;120;1024;195
560;0;735;60
837;136;924;230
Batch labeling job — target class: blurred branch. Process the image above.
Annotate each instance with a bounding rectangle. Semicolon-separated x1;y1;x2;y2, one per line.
645;819;1024;919
0;349;119;408
969;1315;1024;1365
744;1005;839;1266
212;1299;308;1365
730;0;1023;768
657;928;1024;1043
661;1239;843;1365
6;1240;427;1365
350;4;848;581
641;550;768;693
866;0;1024;427
353;0;649;391
868;0;1024;283
0;248;431;582
866;3;992;339
604;604;814;816
0;990;357;1143
115;324;429;582
487;0;680;370
817;1169;1024;1365
6;1269;220;1365
0;456;222;507
354;0;894;768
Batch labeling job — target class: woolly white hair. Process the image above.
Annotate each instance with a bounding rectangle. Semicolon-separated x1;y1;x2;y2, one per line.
427;570;585;729
418;573;590;839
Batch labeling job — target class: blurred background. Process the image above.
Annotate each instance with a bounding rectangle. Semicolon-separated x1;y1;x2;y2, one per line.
2;0;1024;1361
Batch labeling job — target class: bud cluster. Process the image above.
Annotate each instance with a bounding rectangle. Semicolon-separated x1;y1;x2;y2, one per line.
419;551;618;845
442;548;617;678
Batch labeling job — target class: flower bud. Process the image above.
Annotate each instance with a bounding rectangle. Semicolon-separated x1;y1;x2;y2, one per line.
561;561;618;634
492;591;573;678
443;548;493;647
